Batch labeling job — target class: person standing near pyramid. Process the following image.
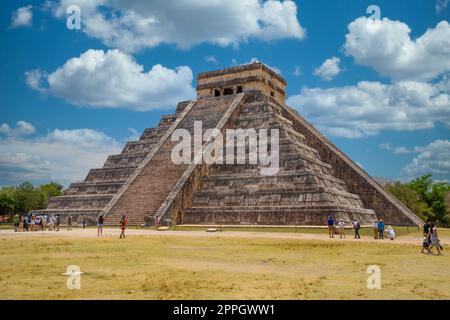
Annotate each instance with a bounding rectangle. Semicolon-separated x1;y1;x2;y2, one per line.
327;215;334;238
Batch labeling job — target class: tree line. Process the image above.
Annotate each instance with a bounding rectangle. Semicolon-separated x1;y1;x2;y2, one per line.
0;182;63;216
385;174;450;226
0;175;448;226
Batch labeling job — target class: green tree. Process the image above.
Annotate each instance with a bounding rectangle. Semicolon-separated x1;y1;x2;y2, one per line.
403;175;450;226
0;193;16;216
386;181;429;220
38;182;63;207
12;182;43;214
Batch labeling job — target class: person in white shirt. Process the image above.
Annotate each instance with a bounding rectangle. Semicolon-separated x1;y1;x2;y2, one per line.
373;220;378;239
338;219;346;239
387;226;395;240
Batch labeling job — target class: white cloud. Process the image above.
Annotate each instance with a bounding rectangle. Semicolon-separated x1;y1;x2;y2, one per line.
287;79;450;138
26;49;196;111
11;5;33;28
51;0;305;53
0;121;36;137
313;57;341;81
205;55;218;64
436;0;449;13
344;17;450;81
293;66;302;77
0;125;122;186
379;143;425;155
403;140;450;181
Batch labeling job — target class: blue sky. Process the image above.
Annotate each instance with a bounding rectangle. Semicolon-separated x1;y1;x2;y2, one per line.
0;0;449;186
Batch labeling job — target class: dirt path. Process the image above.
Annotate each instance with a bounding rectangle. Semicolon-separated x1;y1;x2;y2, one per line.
1;227;447;246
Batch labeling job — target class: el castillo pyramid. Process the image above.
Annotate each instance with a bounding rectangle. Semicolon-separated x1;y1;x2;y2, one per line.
42;63;422;227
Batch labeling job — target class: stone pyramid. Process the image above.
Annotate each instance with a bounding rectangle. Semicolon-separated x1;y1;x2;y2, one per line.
43;63;422;227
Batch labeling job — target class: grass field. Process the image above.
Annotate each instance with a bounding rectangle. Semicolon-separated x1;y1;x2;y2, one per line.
0;227;449;300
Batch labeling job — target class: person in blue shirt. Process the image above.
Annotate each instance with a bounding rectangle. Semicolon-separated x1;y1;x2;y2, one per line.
327;215;334;238
378;218;385;240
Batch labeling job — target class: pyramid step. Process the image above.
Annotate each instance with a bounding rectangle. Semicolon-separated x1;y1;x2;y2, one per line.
47;194;114;210
65;181;126;195
184;205;377;225
103;152;148;168
85;166;138;182
140;125;171;140
122;139;160;154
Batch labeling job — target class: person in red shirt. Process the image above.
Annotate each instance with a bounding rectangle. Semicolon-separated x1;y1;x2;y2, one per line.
119;215;128;239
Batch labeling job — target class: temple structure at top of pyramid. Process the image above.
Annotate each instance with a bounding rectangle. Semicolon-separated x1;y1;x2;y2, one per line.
41;62;422;227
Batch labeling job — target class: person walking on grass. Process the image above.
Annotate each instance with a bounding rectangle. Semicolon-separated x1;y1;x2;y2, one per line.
98;214;104;236
378;218;385;240
429;223;443;255
353;219;361;239
338;219;346;239
119;215;128;239
13;213;20;232
82;215;86;229
327;215;334;238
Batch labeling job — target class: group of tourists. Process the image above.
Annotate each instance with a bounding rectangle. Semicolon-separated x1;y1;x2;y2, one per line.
12;213;88;232
12;212;128;239
327;216;395;240
422;220;443;255
371;218;395;240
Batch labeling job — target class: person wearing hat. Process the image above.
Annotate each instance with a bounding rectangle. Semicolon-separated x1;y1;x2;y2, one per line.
373;219;379;239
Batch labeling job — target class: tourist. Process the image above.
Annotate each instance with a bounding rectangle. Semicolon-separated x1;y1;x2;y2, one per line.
82;215;86;229
42;214;48;231
18;215;24;232
387;226;395;240
421;235;430;254
23;214;29;232
353;219;361;239
119;215;128;239
378;218;385;240
13;213;20;232
423;219;431;244
98;215;104;236
327;215;334;238
373;220;378;239
48;215;55;231
338;219;346;239
30;215;36;232
56;214;61;231
429;223;443;255
67;215;72;231
39;215;44;231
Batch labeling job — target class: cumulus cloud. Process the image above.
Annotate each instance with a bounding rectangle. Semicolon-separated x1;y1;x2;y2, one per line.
287;79;450;138
25;49;196;111
344;17;450;81
403;140;450;181
0;124;122;186
11;5;33;28
51;0;305;53
379;143;424;155
0;121;36;138
436;0;449;13
313;57;341;81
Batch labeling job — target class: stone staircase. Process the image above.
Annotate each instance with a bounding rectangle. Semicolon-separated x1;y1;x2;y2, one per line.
104;95;243;225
